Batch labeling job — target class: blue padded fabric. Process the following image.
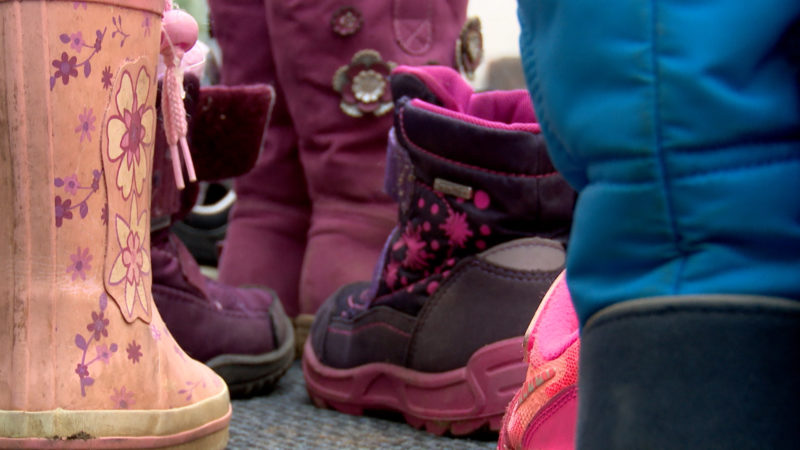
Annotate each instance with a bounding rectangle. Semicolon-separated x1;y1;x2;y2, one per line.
518;0;800;324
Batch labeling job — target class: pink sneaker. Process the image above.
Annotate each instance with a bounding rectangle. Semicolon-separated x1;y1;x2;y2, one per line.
499;271;579;449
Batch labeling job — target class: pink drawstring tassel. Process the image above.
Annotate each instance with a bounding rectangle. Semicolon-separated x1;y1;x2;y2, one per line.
161;61;196;189
160;1;197;190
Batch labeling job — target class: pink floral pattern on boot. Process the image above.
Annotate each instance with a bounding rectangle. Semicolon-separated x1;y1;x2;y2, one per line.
111;15;130;47
178;380;207;402
49;28;106;90
101;61;155;324
66;246;93;281
400;225;432;270
74;293;119;396
141;14;152;37
105;66;154;200
75;107;96;142
42;3;226;418
108;197;152;320
381;185;489;295
110;386;135;409
126;340;142;363
343;183;502;316
101;66;113;89
54;168;102;227
440;211;473;248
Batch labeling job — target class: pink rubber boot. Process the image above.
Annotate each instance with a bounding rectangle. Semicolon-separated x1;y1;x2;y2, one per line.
0;1;229;447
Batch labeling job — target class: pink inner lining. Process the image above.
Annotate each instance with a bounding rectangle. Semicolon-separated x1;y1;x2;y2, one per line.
410;99;541;133
392;65;539;132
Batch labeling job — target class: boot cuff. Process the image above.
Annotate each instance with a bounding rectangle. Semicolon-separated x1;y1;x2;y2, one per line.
392;65;552;176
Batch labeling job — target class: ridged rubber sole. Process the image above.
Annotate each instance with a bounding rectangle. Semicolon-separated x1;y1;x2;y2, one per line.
302;336;526;436
205;313;295;398
0;389;230;449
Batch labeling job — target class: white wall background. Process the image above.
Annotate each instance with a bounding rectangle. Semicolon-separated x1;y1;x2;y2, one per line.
466;1;521;89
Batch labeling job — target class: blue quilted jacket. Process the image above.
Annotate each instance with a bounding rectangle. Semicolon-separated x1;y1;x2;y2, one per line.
518;0;800;324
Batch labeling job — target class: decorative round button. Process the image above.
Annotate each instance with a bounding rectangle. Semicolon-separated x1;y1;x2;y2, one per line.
330;6;363;37
332;49;396;118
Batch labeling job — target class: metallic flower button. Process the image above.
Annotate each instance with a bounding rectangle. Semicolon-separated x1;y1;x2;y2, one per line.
330;6;363;37
456;17;483;80
333;49;396;118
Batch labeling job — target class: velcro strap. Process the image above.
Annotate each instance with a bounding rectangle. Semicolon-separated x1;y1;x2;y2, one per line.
384;127;415;215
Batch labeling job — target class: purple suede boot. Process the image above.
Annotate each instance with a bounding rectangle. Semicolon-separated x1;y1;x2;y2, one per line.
151;75;295;397
302;65;576;435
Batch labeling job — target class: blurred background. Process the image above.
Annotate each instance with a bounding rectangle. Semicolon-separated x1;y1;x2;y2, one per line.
466;1;524;91
178;0;524;90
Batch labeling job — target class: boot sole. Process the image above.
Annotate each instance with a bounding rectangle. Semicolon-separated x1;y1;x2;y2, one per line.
302;336;526;436
205;313;295;398
0;388;230;448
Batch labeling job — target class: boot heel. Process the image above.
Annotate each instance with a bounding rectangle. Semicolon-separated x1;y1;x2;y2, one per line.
464;337;529;428
579;295;800;449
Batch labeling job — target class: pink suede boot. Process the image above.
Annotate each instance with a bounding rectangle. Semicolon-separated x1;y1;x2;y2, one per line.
209;0;479;353
0;1;229;446
268;0;474;347
208;0;310;322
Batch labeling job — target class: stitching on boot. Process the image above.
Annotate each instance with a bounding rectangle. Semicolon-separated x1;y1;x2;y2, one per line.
408;259;557;364
392;0;433;55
